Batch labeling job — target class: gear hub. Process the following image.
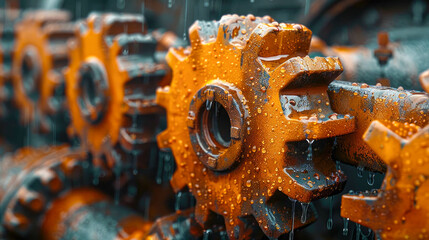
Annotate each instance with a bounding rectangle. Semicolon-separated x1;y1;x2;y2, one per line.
65;13;168;170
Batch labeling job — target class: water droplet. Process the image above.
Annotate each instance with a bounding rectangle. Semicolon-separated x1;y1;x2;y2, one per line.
168;0;174;8
204;0;209;7
368;172;375;186
246;179;252;187
327;196;333;230
300;202;309;223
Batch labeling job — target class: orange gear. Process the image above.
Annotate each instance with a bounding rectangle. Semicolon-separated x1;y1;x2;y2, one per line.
157;14;355;239
341;120;429;239
65;13;167;169
11;10;75;132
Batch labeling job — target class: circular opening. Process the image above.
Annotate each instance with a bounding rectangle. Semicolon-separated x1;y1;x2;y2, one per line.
77;63;108;123
201;101;231;149
21;50;41;100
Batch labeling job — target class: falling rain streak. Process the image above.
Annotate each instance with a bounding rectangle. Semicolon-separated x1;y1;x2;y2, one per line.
289;197;296;240
306;139;314;161
326;196;333;230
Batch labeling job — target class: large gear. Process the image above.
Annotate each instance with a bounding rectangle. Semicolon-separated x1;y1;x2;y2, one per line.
11;10;75;133
65;13;168;170
157;14;355;239
341;120;429;239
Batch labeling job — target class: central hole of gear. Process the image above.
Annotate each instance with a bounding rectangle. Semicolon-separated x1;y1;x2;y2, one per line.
201;101;231;148
21;49;41;101
77;63;108;124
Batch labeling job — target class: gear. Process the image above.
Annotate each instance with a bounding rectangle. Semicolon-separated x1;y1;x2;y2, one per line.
11;10;75;133
157;14;355;239
65;13;168;170
0;145;86;238
341;120;429;239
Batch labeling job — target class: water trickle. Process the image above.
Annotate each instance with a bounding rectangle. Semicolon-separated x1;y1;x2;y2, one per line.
183;0;188;41
367;172;375;186
357;166;364;178
356;223;361;240
326;196;333;230
343;218;349;236
204;0;209;7
175;192;183;211
306;139;314;161
289;197;296;240
168;0;174;8
300;202;309;223
250;0;255;2
206;99;213;111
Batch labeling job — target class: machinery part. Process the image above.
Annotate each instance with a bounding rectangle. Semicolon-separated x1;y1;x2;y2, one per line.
341;120;429;239
11;10;74;133
157;14;355;239
42;188;152;240
328;81;429;172
0;146;85;238
304;0;429;91
65;13;168;170
0;145;153;239
420;69;429;93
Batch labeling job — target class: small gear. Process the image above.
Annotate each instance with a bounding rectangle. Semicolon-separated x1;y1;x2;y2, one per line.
157;14;355;239
341;120;429;239
65;13;168;170
11;10;75;133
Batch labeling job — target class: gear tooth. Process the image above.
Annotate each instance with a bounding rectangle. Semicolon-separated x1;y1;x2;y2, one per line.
363;121;405;165
156;130;171;150
166;48;185;69
189;22;203;48
155;86;170;109
194;202;211;227
170;169;187;192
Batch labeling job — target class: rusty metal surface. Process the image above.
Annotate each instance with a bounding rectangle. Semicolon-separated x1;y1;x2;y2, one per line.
156;14;361;239
328;81;429;172
11;10;74;133
341;120;429;239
